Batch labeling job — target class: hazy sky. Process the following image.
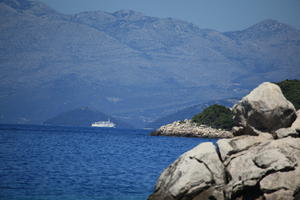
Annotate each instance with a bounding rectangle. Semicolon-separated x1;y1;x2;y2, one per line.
39;0;300;31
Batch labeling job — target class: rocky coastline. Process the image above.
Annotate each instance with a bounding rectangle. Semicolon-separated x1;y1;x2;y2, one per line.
151;120;233;138
148;82;300;200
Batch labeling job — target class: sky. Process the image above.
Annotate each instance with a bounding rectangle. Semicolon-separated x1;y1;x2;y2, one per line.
40;0;300;32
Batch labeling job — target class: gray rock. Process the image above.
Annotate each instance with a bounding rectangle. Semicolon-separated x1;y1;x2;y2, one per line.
260;170;300;198
263;190;295;200
217;133;272;162
259;138;300;200
224;137;300;199
232;82;296;133
292;110;300;130
231;126;244;136
232;125;268;136
225;152;266;196
275;127;299;138
148;136;300;200
253;148;296;170
148;142;225;200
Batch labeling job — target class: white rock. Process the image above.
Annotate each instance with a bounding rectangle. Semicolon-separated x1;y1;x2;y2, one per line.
149;142;225;200
217;134;271;162
291;109;300;130
232;82;296;133
151;120;233;138
275;127;298;138
148;136;300;200
263;190;295;200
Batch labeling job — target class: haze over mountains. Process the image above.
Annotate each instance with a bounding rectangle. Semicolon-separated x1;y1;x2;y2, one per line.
0;0;300;128
146;98;238;129
44;107;133;129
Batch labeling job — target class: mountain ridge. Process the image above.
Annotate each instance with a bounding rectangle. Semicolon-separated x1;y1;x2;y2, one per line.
43;107;134;128
0;0;299;128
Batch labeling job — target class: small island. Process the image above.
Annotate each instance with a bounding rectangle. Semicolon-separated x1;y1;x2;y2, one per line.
150;80;300;139
151;103;234;138
151;119;233;138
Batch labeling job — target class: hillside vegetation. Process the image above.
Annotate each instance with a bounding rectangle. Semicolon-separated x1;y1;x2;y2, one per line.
146;98;238;129
191;104;234;130
276;80;300;110
190;80;300;131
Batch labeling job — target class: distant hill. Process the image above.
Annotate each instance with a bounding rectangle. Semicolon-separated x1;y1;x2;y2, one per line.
146;98;238;129
276;79;300;110
43;107;133;129
0;0;300;127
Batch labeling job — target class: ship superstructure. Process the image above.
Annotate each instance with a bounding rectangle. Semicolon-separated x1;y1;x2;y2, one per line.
91;119;116;128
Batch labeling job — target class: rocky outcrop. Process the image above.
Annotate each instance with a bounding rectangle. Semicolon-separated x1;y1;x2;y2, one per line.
151;120;233;138
148;82;300;200
232;82;296;134
292;110;300;131
148;136;300;200
275;127;299;139
149;143;226;200
152;82;297;138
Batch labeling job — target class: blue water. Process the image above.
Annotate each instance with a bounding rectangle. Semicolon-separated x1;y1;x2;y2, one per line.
0;124;216;200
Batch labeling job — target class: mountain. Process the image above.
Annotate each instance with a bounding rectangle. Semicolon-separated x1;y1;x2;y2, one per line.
0;0;300;128
146;98;238;129
43;107;133;128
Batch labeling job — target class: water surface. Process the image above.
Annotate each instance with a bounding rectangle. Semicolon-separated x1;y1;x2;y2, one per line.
0;124;216;200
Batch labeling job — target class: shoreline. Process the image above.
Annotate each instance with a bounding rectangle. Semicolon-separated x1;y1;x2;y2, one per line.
150;120;233;138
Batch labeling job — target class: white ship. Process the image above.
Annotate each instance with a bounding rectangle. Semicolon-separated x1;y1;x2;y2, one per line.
91;119;116;128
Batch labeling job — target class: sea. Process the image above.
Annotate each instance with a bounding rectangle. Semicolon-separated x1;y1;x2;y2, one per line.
0;124;216;200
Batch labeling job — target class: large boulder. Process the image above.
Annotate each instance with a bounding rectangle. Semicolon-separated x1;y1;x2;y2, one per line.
148;142;225;200
232;82;296;133
148;136;300;200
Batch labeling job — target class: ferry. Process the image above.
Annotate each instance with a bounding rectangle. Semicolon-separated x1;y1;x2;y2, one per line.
91;119;116;128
